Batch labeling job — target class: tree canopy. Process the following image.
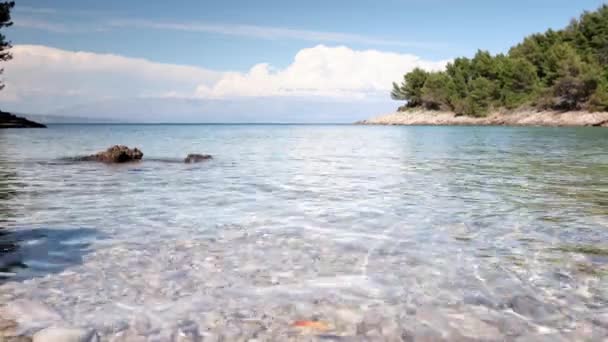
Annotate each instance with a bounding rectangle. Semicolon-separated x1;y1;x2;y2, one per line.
0;1;14;91
392;5;608;116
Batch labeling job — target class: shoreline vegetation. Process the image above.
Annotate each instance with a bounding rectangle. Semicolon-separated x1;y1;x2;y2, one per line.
364;5;608;126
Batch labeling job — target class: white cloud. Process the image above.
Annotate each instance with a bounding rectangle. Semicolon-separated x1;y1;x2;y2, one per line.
14;6;59;15
196;45;448;99
15;6;112;17
12;8;445;48
109;19;442;49
13;17;71;33
0;45;221;111
13;17;109;34
0;44;448;115
13;7;115;33
12;5;445;48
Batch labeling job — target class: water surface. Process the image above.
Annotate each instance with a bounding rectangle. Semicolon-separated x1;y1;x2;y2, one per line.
1;124;607;340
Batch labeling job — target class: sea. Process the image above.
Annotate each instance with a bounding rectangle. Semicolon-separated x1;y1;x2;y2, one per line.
1;124;607;340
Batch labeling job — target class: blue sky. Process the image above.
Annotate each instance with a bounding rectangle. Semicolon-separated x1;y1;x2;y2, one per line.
12;0;607;69
1;0;607;122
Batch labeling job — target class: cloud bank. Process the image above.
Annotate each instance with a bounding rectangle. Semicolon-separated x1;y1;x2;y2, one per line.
0;45;222;111
13;7;443;49
0;44;449;120
198;45;447;98
109;19;442;49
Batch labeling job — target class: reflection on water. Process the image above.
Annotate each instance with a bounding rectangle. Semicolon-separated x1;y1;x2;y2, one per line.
0;134;20;277
0;135;100;280
0;228;99;281
0;125;607;340
0;135;16;225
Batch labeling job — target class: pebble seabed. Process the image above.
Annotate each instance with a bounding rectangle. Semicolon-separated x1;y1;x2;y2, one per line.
1;222;608;341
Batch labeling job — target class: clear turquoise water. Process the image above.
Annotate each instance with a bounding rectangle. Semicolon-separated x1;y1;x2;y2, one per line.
1;124;608;340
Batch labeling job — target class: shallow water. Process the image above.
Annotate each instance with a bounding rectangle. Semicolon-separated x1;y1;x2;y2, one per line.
1;124;608;340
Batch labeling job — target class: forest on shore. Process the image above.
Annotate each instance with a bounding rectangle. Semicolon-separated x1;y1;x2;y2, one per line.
391;5;608;117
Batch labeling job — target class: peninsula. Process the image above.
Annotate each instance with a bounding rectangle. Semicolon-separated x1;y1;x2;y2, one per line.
0;111;46;128
361;5;608;126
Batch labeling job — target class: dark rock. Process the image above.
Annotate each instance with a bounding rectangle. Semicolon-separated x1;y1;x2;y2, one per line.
0;111;46;129
463;294;498;308
184;154;212;163
505;295;558;320
81;145;143;163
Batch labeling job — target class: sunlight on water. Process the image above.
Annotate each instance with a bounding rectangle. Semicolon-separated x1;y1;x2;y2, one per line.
1;124;608;340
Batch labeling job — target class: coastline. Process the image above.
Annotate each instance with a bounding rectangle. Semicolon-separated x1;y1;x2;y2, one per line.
0;111;46;129
357;110;608;127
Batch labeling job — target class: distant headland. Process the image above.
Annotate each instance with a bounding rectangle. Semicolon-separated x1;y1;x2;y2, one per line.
0;111;46;129
361;5;608;126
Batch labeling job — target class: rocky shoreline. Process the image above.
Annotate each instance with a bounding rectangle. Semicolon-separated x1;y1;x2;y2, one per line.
0;111;46;129
357;110;608;127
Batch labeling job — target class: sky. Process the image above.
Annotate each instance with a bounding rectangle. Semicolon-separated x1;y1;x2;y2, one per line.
0;0;606;122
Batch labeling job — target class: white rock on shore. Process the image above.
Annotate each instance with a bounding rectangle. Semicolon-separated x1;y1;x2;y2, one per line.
357;110;608;127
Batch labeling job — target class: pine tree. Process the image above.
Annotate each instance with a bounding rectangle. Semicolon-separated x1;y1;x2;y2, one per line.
0;1;15;91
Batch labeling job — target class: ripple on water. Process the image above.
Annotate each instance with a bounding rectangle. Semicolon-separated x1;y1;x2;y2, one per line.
0;125;607;339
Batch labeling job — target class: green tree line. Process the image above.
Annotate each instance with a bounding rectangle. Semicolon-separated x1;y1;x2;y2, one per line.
391;5;608;116
0;1;14;91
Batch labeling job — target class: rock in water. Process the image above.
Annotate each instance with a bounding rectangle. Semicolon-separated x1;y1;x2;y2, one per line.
184;154;212;163
33;327;99;342
82;145;144;163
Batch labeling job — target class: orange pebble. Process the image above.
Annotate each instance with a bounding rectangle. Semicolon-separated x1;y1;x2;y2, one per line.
292;320;329;331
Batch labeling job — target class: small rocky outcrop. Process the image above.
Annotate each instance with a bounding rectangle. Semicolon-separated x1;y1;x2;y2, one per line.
184;154;212;163
81;145;143;163
0;111;46;129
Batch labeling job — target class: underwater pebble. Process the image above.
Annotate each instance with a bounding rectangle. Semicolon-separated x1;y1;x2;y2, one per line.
32;327;99;342
506;295;559;320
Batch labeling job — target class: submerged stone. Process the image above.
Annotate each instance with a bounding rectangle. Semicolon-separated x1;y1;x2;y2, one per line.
184;154;212;163
33;327;99;342
506;295;558;320
3;299;64;326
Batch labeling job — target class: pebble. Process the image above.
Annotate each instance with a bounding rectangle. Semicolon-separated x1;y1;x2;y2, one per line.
514;333;569;342
32;327;99;342
506;295;558;320
0;316;32;342
444;310;501;340
593;313;608;329
108;330;147;342
463;294;497;308
5;300;64;326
